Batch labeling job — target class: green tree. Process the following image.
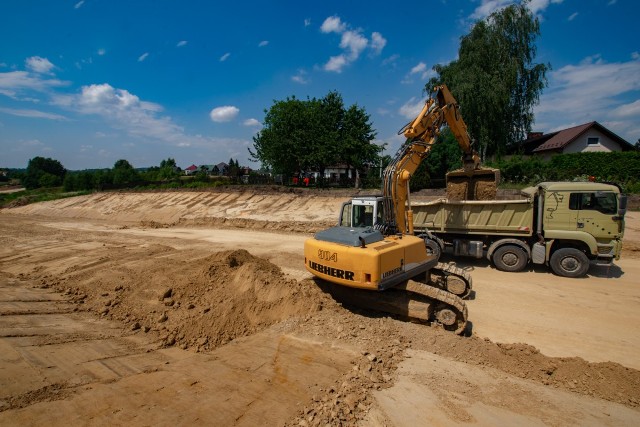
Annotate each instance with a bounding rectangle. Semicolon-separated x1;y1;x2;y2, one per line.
341;104;380;187
23;156;66;189
250;91;380;186
158;158;179;180
410;128;464;190
427;0;549;158
250;96;311;177
112;159;138;185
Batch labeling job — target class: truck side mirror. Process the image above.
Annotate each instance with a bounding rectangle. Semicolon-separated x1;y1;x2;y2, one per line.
617;194;627;218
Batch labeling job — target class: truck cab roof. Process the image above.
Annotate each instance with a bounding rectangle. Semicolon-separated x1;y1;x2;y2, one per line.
521;181;621;198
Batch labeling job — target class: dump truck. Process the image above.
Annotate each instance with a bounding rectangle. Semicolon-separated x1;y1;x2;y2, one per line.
339;181;626;278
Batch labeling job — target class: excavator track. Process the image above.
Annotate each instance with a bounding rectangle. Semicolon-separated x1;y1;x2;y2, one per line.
315;276;469;335
395;279;468;334
427;262;473;299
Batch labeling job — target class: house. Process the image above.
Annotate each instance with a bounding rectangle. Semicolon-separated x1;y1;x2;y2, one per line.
518;121;633;160
184;164;198;175
323;164;354;182
213;162;228;176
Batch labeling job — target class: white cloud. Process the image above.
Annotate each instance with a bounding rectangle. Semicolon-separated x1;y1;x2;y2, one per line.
138;52;149;62
382;54;400;67
210;105;239;122
528;0;564;14
370;32;387;55
534;55;640;142
609;100;640;118
469;0;563;20
399;97;427;120
258;40;269;47
320;16;386;73
304;18;311;27
324;55;348;73
243;118;261;127
177;40;188;47
56;83;200;147
74;1;84;9
402;62;435;83
220;52;231;62
0;107;67;120
291;69;310;84
340;31;368;60
410;62;427;75
0;70;69;99
608;0;617;4
97;48;106;56
568;12;578;21
25;56;55;74
320;16;346;33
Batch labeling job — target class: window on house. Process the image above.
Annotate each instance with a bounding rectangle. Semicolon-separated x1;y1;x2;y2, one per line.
587;137;600;145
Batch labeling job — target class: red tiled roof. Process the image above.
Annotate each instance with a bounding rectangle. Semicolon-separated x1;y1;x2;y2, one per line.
532;122;595;153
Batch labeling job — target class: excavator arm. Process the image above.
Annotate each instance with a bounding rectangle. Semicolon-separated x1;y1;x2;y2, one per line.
381;85;497;235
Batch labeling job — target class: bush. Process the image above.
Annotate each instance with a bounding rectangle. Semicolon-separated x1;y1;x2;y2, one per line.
487;152;640;192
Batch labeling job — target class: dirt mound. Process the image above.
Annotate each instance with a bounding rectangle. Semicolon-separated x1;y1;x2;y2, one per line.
49;247;333;352
403;327;640;408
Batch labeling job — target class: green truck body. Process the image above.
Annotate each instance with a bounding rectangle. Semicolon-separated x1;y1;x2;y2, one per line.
340;182;627;278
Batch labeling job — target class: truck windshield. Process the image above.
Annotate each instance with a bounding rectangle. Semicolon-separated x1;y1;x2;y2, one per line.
569;192;617;215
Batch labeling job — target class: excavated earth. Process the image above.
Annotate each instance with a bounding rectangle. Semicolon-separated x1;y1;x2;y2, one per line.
1;186;639;426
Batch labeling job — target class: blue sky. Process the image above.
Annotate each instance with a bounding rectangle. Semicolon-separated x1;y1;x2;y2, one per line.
1;0;638;170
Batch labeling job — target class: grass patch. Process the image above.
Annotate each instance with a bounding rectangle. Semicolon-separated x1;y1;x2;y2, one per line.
0;187;91;208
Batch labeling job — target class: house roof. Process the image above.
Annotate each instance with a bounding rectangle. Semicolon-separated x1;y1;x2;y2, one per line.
185;164;198;171
526;121;632;153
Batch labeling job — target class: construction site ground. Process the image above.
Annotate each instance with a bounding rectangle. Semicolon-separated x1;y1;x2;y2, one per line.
1;187;639;426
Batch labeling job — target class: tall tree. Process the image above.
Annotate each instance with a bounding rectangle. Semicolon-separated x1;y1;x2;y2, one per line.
427;0;549;158
112;159;138;185
23;156;66;189
250;91;380;186
341;104;380;187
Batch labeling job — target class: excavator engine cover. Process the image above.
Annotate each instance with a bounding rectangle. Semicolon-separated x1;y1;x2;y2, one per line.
446;168;500;201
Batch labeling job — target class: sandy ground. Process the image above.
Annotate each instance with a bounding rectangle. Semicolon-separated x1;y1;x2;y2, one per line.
1;188;639;426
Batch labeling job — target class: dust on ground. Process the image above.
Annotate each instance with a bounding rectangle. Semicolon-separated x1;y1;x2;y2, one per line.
1;188;639;425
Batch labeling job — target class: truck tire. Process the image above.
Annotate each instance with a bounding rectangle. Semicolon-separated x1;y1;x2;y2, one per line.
492;245;528;272
550;248;590;278
424;239;442;261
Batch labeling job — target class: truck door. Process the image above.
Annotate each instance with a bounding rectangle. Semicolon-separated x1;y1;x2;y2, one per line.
569;191;620;239
542;190;578;232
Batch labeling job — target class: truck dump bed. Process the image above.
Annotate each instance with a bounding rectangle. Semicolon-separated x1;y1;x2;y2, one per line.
412;198;534;237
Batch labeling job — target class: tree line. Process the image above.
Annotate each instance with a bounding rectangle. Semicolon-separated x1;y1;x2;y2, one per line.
15;156;248;192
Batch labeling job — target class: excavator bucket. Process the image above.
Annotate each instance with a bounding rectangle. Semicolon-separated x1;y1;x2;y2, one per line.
446;168;500;201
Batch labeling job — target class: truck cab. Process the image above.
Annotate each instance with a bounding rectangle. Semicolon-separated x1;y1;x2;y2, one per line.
525;182;626;275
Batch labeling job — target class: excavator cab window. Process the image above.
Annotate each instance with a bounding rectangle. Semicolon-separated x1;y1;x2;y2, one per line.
353;205;375;227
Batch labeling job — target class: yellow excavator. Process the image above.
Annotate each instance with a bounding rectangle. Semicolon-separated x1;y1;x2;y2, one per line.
304;85;499;334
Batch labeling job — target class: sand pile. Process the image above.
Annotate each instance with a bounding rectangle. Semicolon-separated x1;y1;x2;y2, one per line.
52;248;333;352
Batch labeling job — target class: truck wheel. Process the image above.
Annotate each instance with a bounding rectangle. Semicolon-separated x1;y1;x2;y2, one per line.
550;248;589;278
424;239;441;261
492;245;528;272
